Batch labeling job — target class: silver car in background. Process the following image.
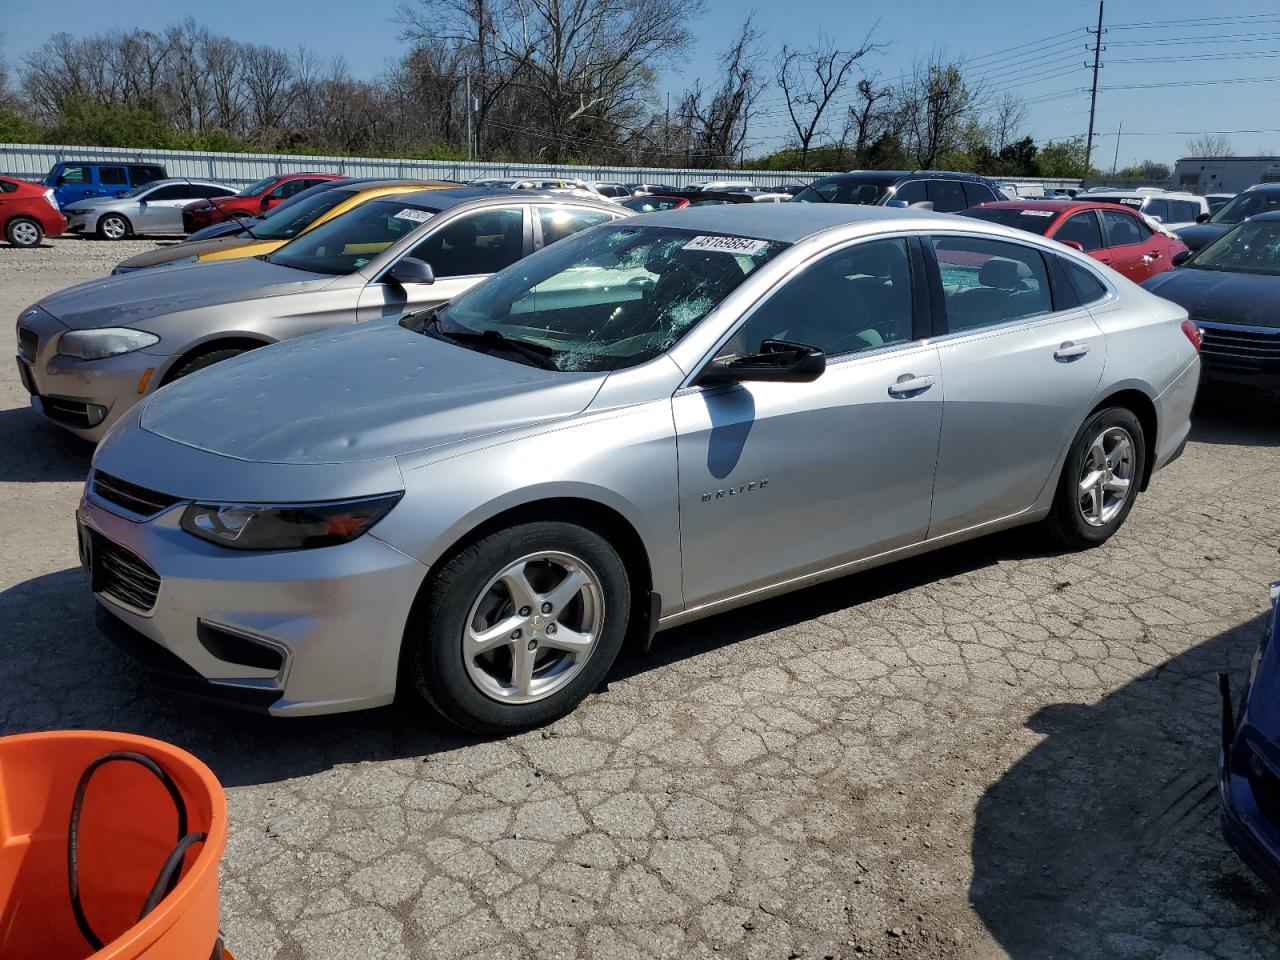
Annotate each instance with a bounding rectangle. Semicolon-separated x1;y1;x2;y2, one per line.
63;179;238;239
17;188;627;440
77;204;1200;732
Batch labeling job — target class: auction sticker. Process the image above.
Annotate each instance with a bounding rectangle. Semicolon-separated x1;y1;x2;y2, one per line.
1020;210;1056;217
395;208;434;223
683;235;769;256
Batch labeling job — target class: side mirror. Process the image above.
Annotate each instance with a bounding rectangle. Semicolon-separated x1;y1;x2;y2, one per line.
699;339;825;386
1172;249;1192;267
387;257;435;285
1059;240;1085;252
1149;214;1163;223
1196;212;1210;223
884;199;908;208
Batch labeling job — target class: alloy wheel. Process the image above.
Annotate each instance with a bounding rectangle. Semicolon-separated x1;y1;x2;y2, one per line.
101;217;127;240
462;551;605;704
10;221;40;247
1078;426;1135;527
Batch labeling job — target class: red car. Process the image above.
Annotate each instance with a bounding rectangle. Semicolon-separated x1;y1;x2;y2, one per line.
0;176;68;248
961;199;1188;284
181;172;342;233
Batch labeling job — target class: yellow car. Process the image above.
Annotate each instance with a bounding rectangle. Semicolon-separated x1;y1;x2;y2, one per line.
111;180;457;274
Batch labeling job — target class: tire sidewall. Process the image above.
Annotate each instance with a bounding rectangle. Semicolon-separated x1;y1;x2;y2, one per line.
6;217;43;248
1056;407;1146;546
408;521;631;733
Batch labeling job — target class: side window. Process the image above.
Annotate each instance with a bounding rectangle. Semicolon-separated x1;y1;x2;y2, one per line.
130;166;165;185
1055;212;1105;251
193;184;233;198
963;182;997;208
146;184;189;201
1064;259;1109;305
928;180;968;213
716;238;915;361
929;235;1053;333
537;207;614;247
59;165;91;184
1142;198;1169;222
1100;209;1148;247
1169;200;1198;222
891;180;926;206
0;180;16;194
98;166;128;187
300;178;330;192
409;207;524;278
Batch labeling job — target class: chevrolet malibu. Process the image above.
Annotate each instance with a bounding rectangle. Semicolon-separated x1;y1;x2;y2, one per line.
17;187;625;440
78;205;1201;733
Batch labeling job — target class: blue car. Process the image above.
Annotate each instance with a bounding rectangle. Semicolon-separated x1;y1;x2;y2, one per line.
43;161;167;209
1221;582;1280;891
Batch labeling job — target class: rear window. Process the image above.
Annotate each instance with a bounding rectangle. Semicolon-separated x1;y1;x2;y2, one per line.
960;207;1057;236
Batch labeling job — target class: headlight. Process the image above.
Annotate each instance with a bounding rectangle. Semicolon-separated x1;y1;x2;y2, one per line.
70;208;94;215
57;328;160;360
180;493;403;550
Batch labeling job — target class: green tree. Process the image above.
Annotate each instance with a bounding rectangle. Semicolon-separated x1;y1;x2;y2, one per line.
44;98;177;148
1035;137;1095;179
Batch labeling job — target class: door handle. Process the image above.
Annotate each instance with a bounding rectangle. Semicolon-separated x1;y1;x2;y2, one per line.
888;374;935;396
1054;341;1089;361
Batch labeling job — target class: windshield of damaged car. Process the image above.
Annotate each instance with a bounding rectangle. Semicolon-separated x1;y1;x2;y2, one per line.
1190;219;1280;276
406;225;789;372
267;199;437;274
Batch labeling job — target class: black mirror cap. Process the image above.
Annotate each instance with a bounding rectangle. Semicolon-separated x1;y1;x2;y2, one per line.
1196;212;1211;223
699;339;826;385
388;257;436;285
1172;249;1192;267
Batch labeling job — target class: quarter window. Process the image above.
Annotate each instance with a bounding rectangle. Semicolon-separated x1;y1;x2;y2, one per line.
1100;209;1150;247
963;182;998;207
410;208;525;278
1054;212;1105;251
538;207;615;246
716;238;916;361
929;235;1053;332
1064;259;1109;305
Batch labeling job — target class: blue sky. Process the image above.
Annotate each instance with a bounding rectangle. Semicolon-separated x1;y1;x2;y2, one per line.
5;0;1280;168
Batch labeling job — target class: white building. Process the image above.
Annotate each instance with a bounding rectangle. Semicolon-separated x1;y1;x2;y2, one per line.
1173;156;1280;195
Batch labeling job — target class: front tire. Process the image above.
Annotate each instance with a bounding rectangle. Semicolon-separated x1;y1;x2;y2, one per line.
6;217;44;248
165;347;248;383
404;520;631;734
97;214;130;240
1045;407;1146;549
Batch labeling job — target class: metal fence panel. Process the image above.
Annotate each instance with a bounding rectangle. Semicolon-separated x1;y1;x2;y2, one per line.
0;143;1083;193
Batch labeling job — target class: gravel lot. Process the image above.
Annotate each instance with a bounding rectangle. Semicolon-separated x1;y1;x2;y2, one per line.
3;235;1280;960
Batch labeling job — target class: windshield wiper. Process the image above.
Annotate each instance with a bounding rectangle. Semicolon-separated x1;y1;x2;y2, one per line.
427;317;559;370
225;210;261;240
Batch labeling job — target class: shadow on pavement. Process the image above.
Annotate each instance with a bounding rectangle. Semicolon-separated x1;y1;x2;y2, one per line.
1191;393;1280;448
970;611;1280;957
0;407;93;482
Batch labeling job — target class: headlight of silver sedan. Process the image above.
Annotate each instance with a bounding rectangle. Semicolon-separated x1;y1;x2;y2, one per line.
180;493;404;550
57;327;160;360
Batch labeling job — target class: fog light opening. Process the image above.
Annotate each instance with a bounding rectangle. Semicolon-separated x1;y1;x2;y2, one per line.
85;403;108;427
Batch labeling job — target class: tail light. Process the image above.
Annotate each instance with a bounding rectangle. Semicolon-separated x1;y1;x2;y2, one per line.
1181;318;1202;352
42;188;58;210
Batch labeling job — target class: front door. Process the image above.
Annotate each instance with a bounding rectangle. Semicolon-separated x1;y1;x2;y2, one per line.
673;236;944;610
925;233;1105;537
137;184;197;232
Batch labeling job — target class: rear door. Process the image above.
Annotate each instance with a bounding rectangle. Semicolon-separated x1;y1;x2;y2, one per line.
1099;208;1161;282
356;205;529;321
925;232;1105;537
97;165;130;198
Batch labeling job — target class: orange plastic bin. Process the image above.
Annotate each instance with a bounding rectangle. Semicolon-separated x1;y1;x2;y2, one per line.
0;731;227;960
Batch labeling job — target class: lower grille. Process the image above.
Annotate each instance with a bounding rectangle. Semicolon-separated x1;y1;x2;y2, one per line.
92;470;182;518
41;396;105;429
1199;322;1280;366
96;535;162;612
17;327;37;363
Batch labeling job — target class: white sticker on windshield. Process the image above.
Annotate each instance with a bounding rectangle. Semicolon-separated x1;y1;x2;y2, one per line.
683;235;769;256
1021;210;1056;217
394;208;433;223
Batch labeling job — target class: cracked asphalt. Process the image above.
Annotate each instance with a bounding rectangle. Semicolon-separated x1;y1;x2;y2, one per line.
3;236;1280;959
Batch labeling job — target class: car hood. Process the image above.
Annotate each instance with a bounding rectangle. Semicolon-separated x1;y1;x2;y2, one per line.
37;257;337;329
140;321;608;464
1173;223;1229;250
115;236;257;271
1143;267;1280;328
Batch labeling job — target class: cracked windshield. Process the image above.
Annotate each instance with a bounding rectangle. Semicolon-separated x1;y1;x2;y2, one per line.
408;224;789;371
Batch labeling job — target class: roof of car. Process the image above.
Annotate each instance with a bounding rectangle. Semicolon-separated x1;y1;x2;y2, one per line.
394;186;619;210
633;201;955;243
971;198;1130;214
333;178;457;194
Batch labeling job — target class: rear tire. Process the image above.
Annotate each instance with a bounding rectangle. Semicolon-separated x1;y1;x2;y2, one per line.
6;217;43;248
1045;406;1146;549
97;214;131;240
165;348;249;383
404;519;631;734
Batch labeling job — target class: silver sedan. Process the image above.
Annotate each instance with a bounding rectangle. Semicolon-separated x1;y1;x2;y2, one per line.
77;204;1200;732
17;188;626;440
62;179;237;239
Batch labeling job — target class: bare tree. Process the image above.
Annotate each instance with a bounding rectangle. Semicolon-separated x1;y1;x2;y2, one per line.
841;74;895;167
989;92;1026;153
776;31;878;169
677;16;764;167
240;43;296;139
899;57;976;168
1186;133;1234;158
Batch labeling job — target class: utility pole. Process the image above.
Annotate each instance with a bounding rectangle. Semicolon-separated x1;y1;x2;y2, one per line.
465;75;474;161
1085;0;1104;171
1111;121;1122;177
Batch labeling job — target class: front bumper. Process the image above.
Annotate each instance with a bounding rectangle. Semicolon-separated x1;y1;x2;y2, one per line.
16;308;172;442
1197;320;1280;396
78;488;426;716
65;212;97;234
